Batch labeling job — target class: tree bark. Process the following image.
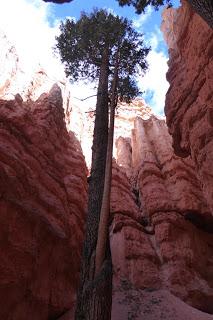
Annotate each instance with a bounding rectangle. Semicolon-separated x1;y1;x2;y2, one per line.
74;47;112;320
188;0;213;28
95;49;119;275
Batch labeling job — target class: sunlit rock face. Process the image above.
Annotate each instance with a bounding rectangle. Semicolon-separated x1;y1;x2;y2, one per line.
114;99;152;177
0;30;95;170
0;29;88;165
0;30;19;98
0;30;65;102
72;98;153;169
0;29;82;136
0;85;87;320
161;0;213;213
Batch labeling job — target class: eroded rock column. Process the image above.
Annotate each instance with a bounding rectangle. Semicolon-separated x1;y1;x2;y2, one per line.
162;0;213;213
112;113;213;315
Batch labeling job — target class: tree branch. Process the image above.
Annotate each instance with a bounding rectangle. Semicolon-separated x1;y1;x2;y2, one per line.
73;94;97;101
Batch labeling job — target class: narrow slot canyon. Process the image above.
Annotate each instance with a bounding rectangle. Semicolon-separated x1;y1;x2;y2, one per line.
0;0;212;319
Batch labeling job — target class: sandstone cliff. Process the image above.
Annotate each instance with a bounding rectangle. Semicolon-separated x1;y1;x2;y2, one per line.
0;85;87;320
111;114;213;318
0;87;212;319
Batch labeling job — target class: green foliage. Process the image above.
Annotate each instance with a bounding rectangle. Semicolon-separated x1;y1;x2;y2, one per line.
117;0;172;13
117;77;141;103
56;9;150;102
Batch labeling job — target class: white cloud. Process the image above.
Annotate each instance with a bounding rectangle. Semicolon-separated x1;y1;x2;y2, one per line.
138;28;169;115
105;7;117;16
132;7;169;115
0;0;64;80
133;6;153;29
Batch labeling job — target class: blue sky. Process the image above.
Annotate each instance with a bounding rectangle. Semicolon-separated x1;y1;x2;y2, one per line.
50;0;179;32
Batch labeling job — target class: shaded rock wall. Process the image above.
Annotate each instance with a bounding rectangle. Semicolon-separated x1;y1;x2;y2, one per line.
112;287;213;320
0;85;87;320
161;0;213;213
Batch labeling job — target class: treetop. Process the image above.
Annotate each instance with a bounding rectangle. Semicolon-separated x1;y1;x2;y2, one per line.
56;8;150;102
117;0;172;13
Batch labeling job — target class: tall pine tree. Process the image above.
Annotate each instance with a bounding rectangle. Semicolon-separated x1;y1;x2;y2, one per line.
56;9;149;319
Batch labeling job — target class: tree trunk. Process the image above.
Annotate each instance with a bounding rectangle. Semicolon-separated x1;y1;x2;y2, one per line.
188;0;213;28
94;97;116;275
74;47;112;320
95;49;119;275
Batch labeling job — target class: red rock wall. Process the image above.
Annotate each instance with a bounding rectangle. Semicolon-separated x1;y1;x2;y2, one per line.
162;0;213;213
111;115;213;316
0;84;87;320
1;83;212;319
